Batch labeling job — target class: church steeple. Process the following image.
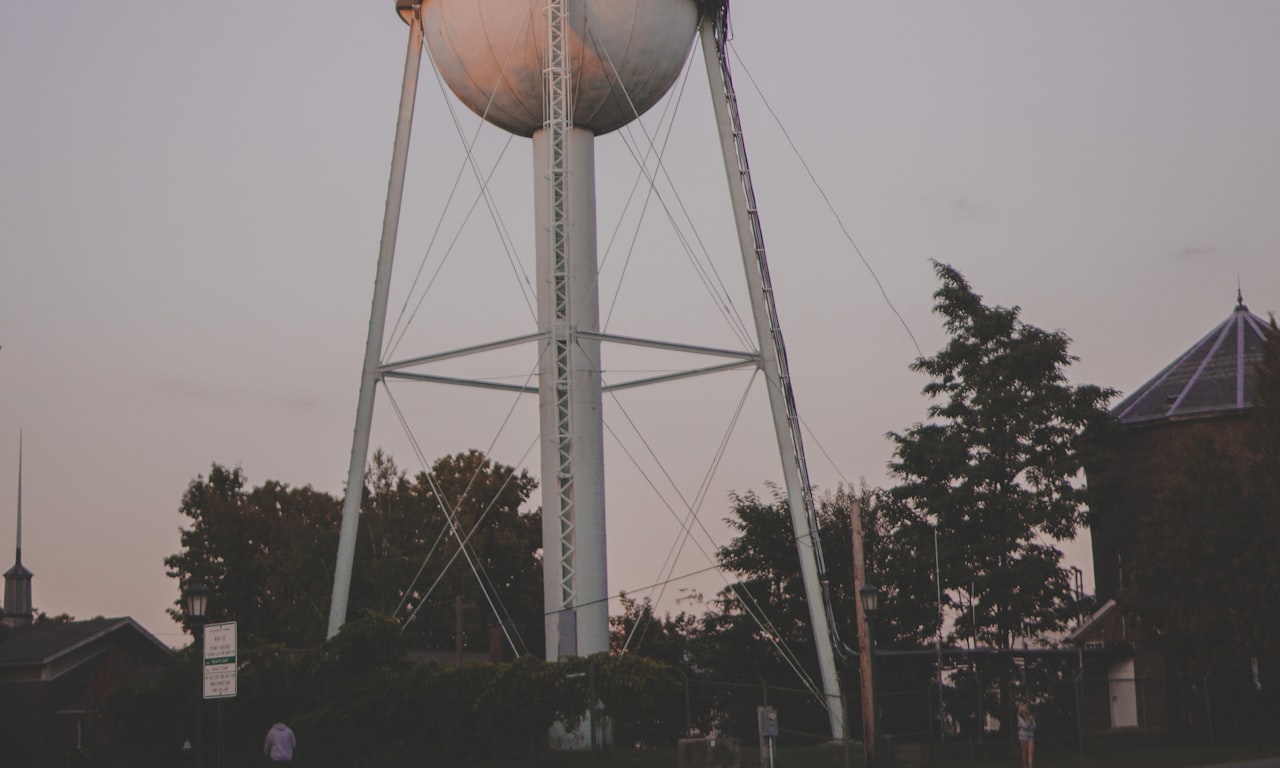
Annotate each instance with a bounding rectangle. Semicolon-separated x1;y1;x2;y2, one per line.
3;432;34;627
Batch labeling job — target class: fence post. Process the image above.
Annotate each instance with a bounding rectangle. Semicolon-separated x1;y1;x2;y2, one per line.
928;674;937;767
976;664;984;747
1138;671;1148;744
1204;673;1214;747
1075;648;1085;757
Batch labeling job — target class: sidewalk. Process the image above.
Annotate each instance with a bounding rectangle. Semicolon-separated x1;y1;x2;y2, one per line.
1196;760;1280;768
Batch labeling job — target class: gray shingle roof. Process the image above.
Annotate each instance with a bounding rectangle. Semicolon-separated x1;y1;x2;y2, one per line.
1112;297;1270;425
0;617;169;668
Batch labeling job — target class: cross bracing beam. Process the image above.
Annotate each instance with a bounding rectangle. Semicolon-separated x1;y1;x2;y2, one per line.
378;329;761;395
575;331;758;361
383;359;758;395
380;371;536;394
602;360;757;393
380;333;546;372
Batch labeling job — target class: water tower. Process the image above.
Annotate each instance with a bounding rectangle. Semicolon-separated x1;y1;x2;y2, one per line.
326;0;847;739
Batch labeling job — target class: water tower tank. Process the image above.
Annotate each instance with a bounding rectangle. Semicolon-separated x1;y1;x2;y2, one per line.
418;0;701;137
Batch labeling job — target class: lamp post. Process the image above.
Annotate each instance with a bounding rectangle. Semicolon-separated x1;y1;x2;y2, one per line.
184;581;209;768
860;584;883;768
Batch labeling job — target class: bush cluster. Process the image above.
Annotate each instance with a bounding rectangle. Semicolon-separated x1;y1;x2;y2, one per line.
96;613;684;767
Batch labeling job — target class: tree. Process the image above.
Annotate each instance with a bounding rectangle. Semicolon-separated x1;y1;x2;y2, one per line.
688;485;868;738
165;449;543;653
34;612;80;623
610;592;703;671
697;484;949;740
707;487;857;656
884;262;1114;650
164;464;341;646
381;449;543;657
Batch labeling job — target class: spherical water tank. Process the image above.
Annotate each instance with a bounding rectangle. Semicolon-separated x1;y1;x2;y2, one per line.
415;0;701;137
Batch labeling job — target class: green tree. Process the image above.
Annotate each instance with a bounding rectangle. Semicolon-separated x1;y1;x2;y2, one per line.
383;449;543;657
34;611;80;623
165;450;542;653
688;485;871;738
164;464;340;646
707;487;855;657
884;262;1114;650
609;592;701;666
696;484;948;739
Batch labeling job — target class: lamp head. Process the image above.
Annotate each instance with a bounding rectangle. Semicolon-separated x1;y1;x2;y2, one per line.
184;581;209;620
859;584;880;616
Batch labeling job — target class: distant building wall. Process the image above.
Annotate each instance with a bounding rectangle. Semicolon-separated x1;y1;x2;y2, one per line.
1087;413;1252;605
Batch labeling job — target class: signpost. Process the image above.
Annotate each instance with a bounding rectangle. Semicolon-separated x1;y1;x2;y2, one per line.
203;621;237;699
758;705;779;768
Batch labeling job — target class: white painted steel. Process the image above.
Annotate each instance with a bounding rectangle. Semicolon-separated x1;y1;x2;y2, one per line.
699;10;847;740
534;126;609;659
332;8;841;722
327;6;425;639
419;0;699;136
545;0;577;658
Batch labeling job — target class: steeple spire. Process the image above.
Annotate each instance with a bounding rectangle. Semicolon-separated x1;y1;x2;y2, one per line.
3;431;34;626
15;430;21;562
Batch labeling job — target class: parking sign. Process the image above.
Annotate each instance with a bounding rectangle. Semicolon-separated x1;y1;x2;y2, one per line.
202;621;237;699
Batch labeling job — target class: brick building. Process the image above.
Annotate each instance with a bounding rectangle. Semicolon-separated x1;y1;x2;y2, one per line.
1073;296;1273;733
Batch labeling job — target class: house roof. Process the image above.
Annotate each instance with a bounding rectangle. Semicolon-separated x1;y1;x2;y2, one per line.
0;616;170;669
1065;599;1118;645
1111;296;1271;425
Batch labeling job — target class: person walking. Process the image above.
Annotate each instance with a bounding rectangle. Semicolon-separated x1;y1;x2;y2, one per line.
264;722;296;763
1016;702;1036;768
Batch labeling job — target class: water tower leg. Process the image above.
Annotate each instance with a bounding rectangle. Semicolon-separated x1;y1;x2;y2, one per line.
327;7;425;640
699;8;847;740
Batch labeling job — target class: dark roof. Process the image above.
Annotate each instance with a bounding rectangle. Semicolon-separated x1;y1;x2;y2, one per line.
1111;298;1271;425
1064;598;1118;645
0;617;170;669
3;561;32;579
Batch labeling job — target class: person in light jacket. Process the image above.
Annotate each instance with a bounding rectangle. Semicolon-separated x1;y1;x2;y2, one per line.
264;722;296;763
1016;703;1036;768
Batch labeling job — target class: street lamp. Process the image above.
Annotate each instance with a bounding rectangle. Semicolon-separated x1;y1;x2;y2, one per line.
860;584;883;768
184;582;209;768
185;581;209;623
859;584;880;616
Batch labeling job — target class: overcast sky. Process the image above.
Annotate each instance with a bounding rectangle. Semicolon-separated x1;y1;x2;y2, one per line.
2;2;1277;647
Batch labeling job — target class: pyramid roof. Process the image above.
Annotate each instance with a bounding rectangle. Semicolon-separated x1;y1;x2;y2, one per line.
1112;296;1271;425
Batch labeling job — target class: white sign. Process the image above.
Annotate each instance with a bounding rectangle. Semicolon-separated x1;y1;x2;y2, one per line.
203;621;238;699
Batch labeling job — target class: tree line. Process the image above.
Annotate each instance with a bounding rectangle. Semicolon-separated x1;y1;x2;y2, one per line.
163;448;544;655
140;262;1280;760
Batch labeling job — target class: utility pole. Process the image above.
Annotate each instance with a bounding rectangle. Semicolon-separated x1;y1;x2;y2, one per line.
850;498;877;767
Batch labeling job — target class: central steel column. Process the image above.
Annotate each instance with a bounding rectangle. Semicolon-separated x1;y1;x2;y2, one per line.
536;0;608;660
